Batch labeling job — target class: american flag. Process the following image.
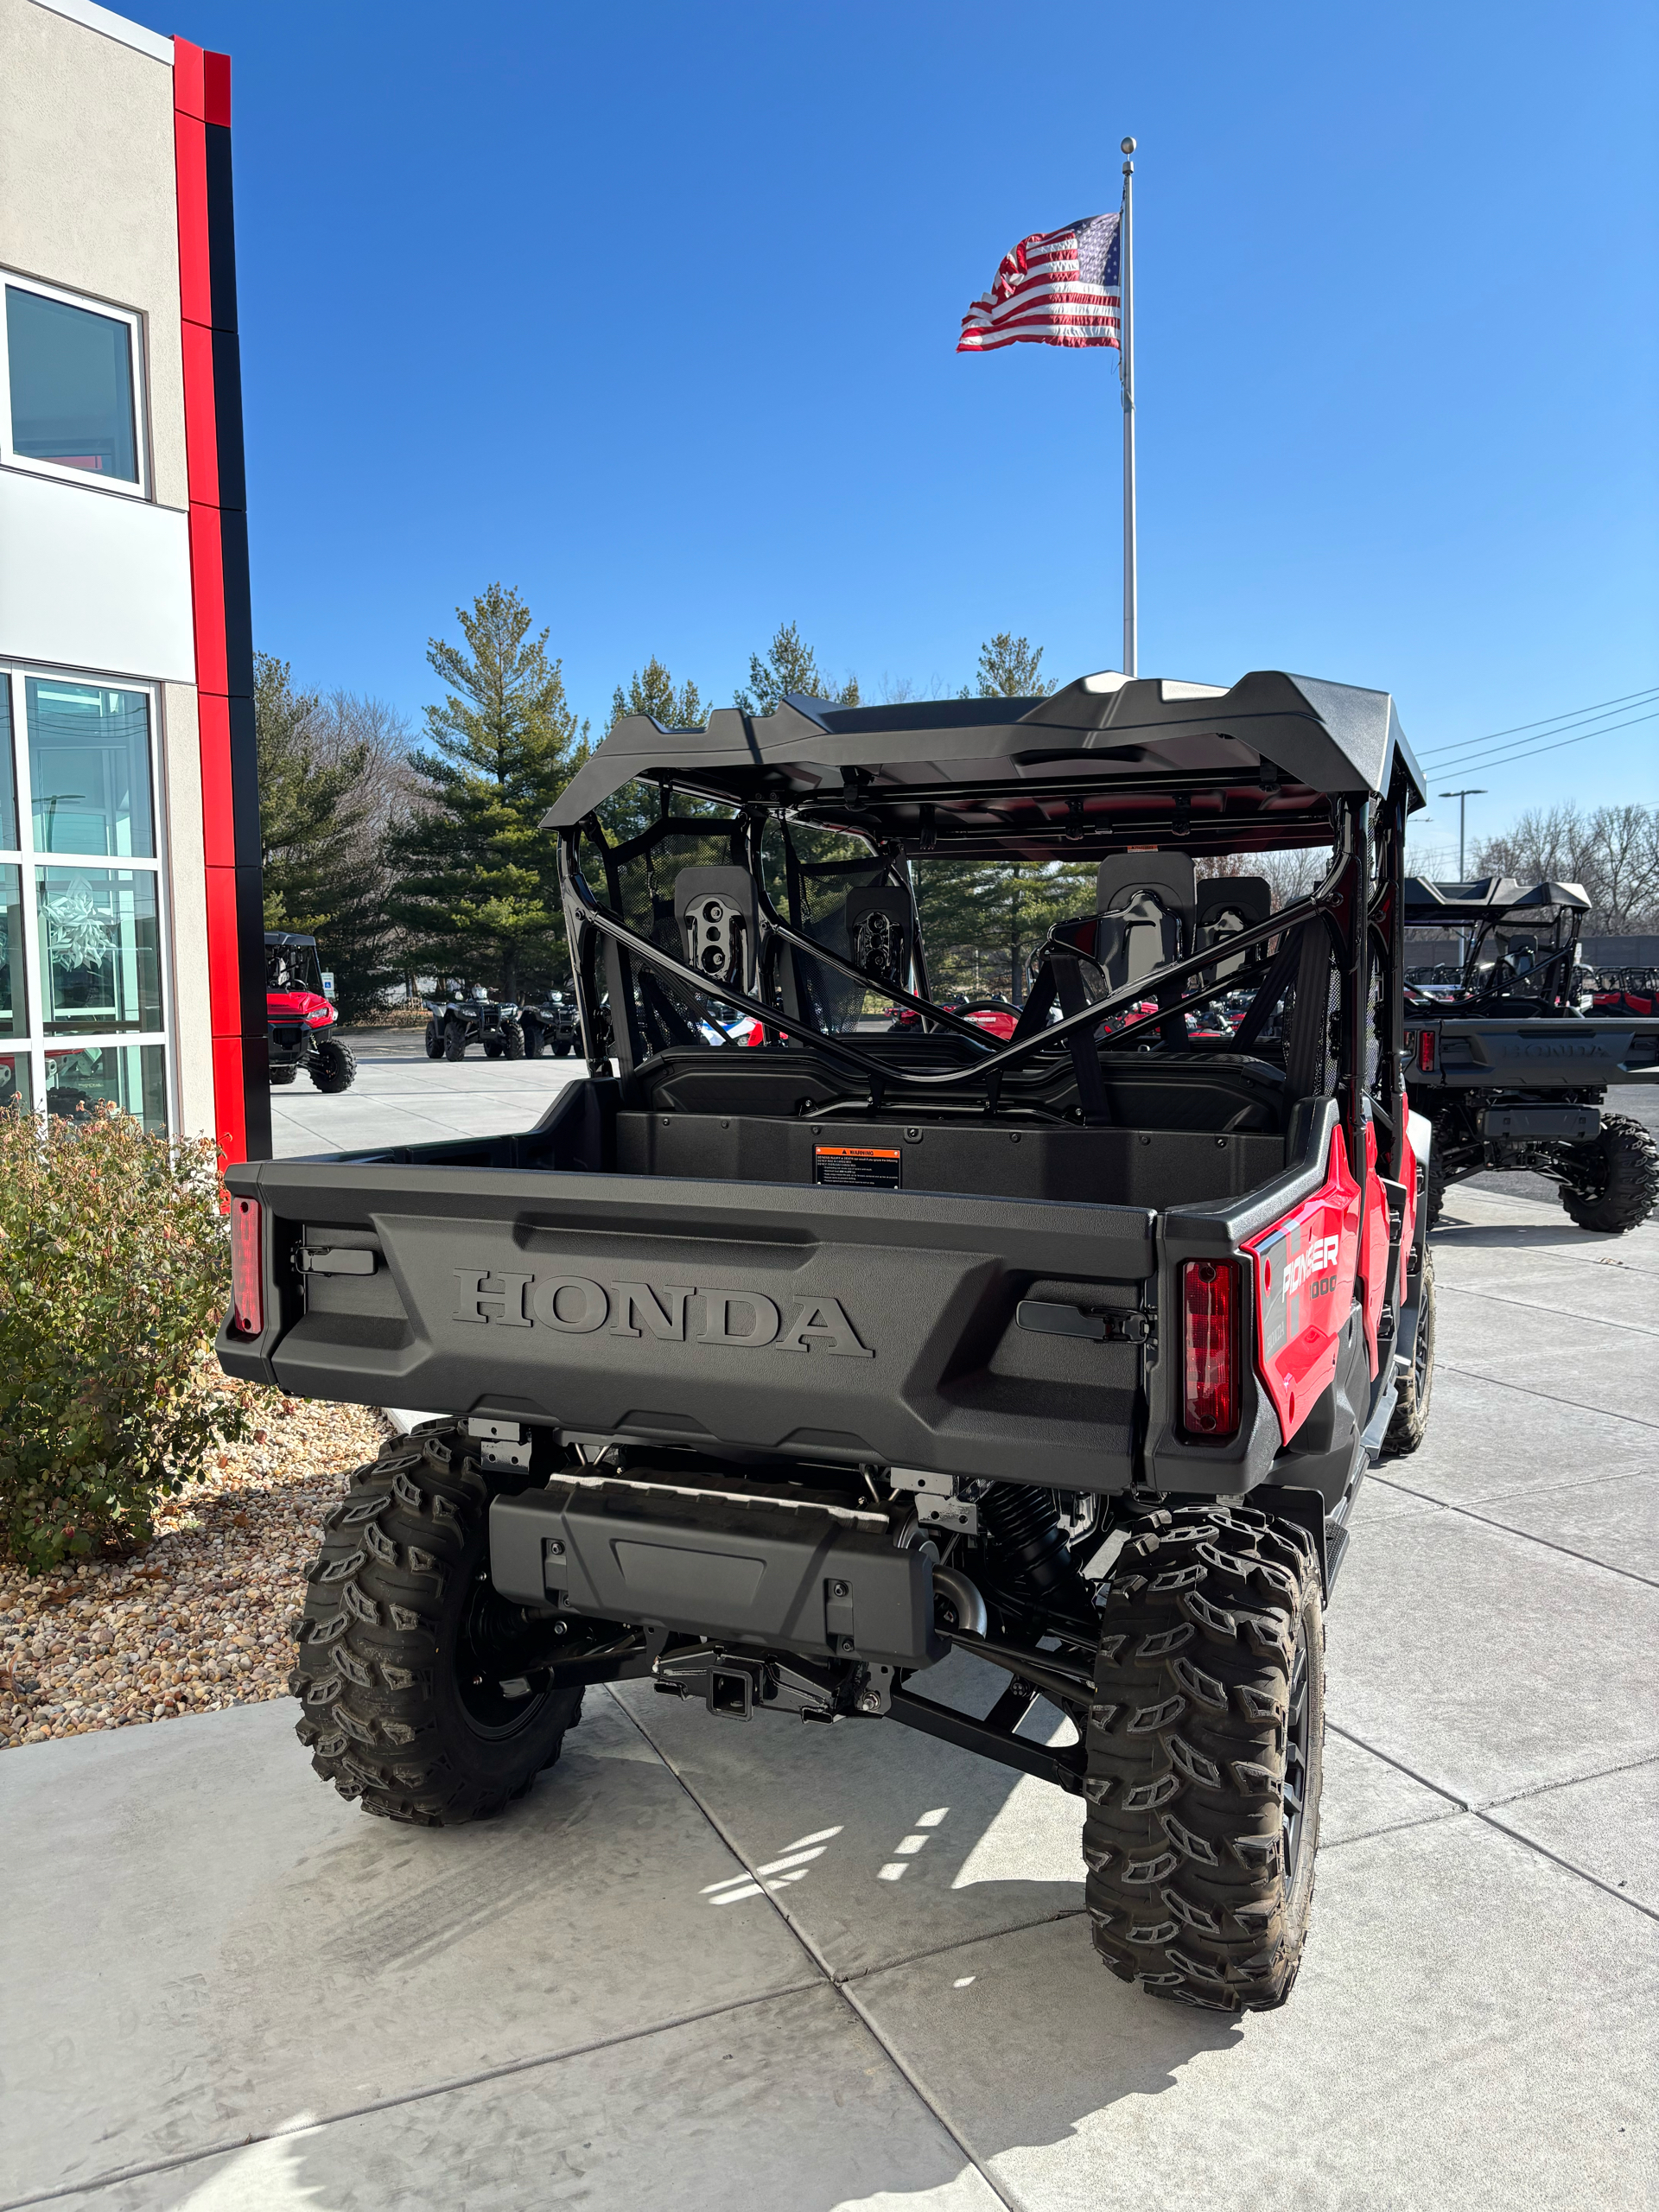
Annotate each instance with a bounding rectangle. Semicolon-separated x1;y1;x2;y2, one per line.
957;212;1122;353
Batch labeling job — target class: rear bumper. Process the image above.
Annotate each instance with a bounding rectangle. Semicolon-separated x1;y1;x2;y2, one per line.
490;1478;942;1668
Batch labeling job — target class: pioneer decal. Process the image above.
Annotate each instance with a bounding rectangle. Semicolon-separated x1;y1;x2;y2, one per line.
1244;1128;1362;1444
452;1273;874;1356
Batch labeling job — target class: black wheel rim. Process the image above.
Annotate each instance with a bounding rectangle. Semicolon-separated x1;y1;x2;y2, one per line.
451;1563;555;1740
1281;1633;1311;1883
1413;1302;1432;1398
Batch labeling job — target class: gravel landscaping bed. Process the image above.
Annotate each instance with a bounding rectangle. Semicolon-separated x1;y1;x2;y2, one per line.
1;1395;388;1750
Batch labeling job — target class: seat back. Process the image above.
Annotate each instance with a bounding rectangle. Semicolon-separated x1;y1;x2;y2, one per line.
1194;876;1272;980
844;886;915;995
674;867;760;997
1094;854;1198;990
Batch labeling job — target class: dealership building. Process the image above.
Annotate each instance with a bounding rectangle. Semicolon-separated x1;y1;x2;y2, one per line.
0;0;266;1160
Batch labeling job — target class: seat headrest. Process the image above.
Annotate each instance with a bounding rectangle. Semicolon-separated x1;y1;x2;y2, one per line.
1096;853;1198;919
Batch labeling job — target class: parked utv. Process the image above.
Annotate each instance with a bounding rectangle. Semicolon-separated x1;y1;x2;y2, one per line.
1402;879;1659;1231
223;670;1437;2015
265;933;356;1092
520;990;581;1058
423;984;526;1062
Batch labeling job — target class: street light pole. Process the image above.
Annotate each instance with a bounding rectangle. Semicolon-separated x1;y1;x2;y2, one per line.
1439;787;1488;881
1440;786;1487;975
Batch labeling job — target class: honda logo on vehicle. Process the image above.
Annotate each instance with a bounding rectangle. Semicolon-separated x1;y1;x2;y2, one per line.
452;1272;874;1357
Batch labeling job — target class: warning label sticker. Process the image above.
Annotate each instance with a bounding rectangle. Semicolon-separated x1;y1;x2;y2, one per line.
814;1145;902;1191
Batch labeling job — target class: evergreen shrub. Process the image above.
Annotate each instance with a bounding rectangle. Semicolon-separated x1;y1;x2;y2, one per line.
0;1104;248;1571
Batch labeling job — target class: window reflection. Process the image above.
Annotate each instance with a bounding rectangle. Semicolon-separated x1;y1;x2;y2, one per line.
5;286;138;482
27;678;154;857
0;1052;29;1116
45;1044;165;1132
0;675;15;849
35;867;162;1033
0;864;22;1037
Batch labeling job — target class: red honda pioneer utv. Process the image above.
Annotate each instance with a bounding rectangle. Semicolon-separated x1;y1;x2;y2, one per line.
221;670;1433;2014
264;932;356;1093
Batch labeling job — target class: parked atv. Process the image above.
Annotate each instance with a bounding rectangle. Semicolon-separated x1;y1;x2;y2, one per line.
423;985;526;1063
1402;880;1659;1231
265;933;356;1092
520;991;581;1058
223;668;1437;2017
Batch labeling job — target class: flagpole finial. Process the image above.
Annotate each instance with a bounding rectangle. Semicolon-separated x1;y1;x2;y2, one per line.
1121;136;1135;157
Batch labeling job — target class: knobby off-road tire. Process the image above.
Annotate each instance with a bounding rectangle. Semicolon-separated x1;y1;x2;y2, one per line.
1558;1114;1659;1235
309;1037;357;1094
291;1427;582;1823
501;1019;526;1060
268;1065;298;1085
1382;1245;1436;1457
423;1020;444;1059
1084;1505;1325;2012
1424;1144;1447;1229
442;1023;467;1062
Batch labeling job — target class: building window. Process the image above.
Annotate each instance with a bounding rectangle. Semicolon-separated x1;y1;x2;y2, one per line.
0;665;169;1132
1;274;146;496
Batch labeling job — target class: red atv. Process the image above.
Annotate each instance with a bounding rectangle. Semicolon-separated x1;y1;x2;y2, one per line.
265;932;356;1093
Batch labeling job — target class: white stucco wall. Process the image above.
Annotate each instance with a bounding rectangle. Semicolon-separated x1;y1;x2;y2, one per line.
0;2;224;1143
0;0;185;507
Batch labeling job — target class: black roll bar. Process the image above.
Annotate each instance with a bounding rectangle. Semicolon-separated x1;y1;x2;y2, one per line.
557;817;1347;1103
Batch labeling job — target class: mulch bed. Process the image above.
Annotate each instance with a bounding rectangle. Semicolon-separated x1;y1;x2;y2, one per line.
0;1395;388;1751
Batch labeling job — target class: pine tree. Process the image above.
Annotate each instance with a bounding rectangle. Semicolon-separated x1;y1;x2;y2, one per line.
610;657;705;732
255;654;395;1018
386;584;588;1001
734;622;860;715
976;632;1051;699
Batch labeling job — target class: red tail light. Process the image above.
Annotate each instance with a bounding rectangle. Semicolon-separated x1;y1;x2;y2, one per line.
1181;1259;1240;1440
229;1198;264;1336
1416;1029;1436;1072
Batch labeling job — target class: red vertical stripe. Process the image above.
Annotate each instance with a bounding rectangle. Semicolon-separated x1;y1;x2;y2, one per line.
187;504;228;696
203;867;243;1033
173;36;204;119
180;320;219;504
211;1034;249;1163
174;114;211;324
203;50;232;127
177;45;246;1160
197;693;236;866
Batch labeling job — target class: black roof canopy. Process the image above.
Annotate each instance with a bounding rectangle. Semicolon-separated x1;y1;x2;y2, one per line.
548;668;1427;857
1402;878;1591;928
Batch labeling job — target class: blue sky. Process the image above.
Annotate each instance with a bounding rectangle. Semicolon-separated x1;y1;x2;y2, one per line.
130;0;1656;854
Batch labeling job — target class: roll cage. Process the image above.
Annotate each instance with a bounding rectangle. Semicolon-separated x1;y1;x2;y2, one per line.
1402;877;1592;1012
552;671;1427;1196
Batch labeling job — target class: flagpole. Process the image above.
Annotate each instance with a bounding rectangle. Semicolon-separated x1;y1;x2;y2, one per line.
1119;137;1137;677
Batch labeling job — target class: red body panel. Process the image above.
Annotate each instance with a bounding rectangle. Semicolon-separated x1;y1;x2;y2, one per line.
268;991;335;1029
1244;1126;1362;1446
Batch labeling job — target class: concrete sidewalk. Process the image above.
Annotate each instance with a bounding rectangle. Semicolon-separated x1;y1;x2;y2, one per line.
4;1187;1656;2210
269;1028;588;1160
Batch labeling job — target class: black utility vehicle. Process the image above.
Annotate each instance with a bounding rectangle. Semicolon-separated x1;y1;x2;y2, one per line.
222;671;1437;2014
1403;878;1659;1231
265;933;356;1092
423;985;526;1062
520;990;580;1058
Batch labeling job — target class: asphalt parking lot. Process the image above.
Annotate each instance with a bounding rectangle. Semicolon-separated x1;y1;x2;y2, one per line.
6;1061;1656;2211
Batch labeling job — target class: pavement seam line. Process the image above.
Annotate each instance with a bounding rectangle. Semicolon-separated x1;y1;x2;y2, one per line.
602;1687;1023;2212
1439;1281;1659;1339
1325;1722;1470;1812
831;1907;1090;1990
1363;1476;1659;1588
1439;1362;1659;1433
1483;1751;1659;1810
0;1980;827;2212
1472;1809;1659;1925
